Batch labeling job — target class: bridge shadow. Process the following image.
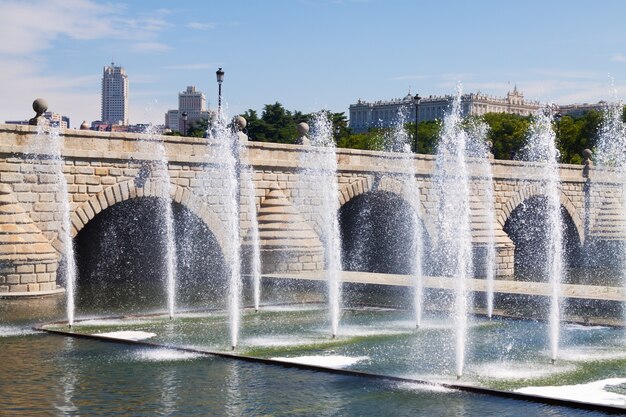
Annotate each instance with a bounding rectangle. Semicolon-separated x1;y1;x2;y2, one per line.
71;197;228;315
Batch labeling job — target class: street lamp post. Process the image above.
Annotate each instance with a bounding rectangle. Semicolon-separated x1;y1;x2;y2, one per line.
182;111;188;136
413;94;421;153
216;67;224;115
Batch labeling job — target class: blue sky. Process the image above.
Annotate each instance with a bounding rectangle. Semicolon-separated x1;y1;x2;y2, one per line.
1;0;626;127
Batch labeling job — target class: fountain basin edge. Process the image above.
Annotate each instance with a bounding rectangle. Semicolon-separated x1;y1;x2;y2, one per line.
34;320;626;415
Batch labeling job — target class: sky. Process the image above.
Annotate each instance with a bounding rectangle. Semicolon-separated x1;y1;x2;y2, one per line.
1;0;626;127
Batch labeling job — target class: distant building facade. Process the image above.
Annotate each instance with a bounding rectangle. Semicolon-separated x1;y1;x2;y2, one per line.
101;63;129;125
90;121;165;134
43;112;70;129
559;102;607;117
164;86;211;133
5;112;70;128
349;88;542;132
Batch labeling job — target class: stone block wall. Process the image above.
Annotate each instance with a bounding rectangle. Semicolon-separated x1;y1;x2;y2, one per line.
0;124;624;295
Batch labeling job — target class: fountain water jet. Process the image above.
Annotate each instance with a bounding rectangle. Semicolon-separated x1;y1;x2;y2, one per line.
466;120;496;318
594;99;626;328
382;110;424;328
31;124;78;326
306;111;343;338
244;171;262;312
152;129;178;319
433;85;474;378
521;108;564;363
207;113;242;349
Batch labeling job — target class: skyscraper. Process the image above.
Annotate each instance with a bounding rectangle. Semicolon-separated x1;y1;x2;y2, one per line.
101;63;129;125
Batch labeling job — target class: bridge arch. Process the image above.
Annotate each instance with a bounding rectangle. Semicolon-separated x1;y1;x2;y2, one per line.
337;175;436;241
337;175;433;275
51;179;230;260
501;186;584;279
497;183;585;244
62;179;231;312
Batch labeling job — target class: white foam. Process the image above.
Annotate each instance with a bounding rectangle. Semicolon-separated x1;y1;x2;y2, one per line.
77;318;157;327
0;326;38;337
473;362;575;380
516;378;626;407
564;323;610;331
558;347;626;362
135;348;202;362
245;336;321;347
394;381;455;393
270;355;369;368
259;305;325;313
337;325;410;337
94;330;156;341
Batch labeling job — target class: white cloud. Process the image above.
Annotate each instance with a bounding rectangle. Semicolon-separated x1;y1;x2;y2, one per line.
0;1;173;125
0;0;170;55
130;42;172;53
610;53;626;63
187;22;216;30
0;58;100;125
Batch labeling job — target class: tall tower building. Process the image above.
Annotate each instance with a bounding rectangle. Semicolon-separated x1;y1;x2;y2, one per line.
164;86;210;133
179;86;206;113
101;63;129;125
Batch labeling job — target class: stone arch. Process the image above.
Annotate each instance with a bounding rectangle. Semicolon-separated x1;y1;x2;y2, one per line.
337;175;436;242
51;179;230;259
497;183;585;244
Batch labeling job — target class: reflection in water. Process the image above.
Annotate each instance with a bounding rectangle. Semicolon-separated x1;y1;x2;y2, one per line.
0;334;612;416
159;368;179;416
56;338;78;415
225;359;242;417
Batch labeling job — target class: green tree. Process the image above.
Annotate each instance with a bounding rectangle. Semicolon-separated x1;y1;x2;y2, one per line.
245;102;299;143
338;128;385;150
482;113;532;160
406;120;441;154
555;110;601;164
186;117;211;138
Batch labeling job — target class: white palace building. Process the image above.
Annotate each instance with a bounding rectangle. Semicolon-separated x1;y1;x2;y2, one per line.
349;87;542;133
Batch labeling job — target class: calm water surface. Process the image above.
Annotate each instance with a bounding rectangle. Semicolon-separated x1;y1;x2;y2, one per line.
0;299;612;416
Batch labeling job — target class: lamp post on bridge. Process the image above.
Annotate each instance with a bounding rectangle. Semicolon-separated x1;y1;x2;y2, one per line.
182;111;188;136
413;93;421;153
216;67;224;116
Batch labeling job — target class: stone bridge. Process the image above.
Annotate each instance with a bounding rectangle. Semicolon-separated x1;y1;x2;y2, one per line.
0;124;624;296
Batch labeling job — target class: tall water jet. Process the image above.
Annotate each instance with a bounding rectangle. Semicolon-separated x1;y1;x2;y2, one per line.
383;110;424;328
245;171;262;311
522;108;563;363
207;113;242;349
307;111;343;338
466;120;496;318
37;124;78;327
594;99;626;327
147;127;178;319
433;86;473;378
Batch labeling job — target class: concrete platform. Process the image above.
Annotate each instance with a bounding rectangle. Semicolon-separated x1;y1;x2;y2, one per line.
262;271;626;302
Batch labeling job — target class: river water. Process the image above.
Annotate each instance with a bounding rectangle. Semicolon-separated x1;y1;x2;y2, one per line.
0;297;613;416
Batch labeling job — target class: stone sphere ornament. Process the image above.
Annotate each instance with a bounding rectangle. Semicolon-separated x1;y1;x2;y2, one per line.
32;98;48;115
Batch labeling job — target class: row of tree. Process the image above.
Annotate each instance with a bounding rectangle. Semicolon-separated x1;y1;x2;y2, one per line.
175;102;622;165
